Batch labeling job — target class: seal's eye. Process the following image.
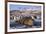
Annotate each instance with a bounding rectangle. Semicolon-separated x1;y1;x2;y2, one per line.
34;16;37;19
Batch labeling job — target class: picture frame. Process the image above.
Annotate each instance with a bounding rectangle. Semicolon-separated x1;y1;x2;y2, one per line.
5;1;45;34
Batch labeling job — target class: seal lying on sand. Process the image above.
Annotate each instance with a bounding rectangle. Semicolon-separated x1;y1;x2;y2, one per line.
17;17;34;26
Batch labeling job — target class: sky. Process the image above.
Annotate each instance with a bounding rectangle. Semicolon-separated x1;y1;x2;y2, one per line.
10;4;41;11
